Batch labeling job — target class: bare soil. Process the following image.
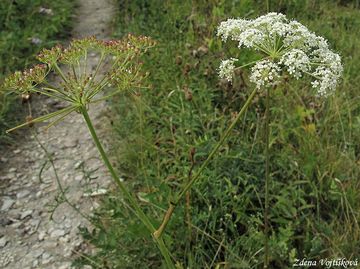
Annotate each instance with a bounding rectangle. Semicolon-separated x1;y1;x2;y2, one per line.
0;0;116;268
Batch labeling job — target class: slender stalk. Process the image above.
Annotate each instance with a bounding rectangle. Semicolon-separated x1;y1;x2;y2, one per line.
72;64;78;82
154;87;258;239
53;63;69;84
80;107;175;269
90;52;105;84
33;131;92;222
6;105;77;133
186;147;195;245
264;86;270;269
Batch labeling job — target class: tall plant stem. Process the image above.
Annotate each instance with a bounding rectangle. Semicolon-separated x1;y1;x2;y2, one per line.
154;87;258;239
264;87;270;269
80;107;175;269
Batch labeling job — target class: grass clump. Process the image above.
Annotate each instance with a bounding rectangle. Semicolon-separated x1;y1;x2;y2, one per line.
0;0;75;145
76;1;360;268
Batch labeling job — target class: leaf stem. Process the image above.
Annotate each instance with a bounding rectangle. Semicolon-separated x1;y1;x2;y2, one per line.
264;86;270;269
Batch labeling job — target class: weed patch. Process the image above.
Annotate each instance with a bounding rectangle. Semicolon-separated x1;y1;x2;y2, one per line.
0;0;75;145
76;1;360;268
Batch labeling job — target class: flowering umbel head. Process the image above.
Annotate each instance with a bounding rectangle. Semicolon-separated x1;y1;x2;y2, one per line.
3;34;155;132
217;13;343;96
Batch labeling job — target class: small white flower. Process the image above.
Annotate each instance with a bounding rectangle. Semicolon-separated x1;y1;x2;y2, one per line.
250;59;281;89
39;7;53;16
311;66;340;96
238;28;265;48
217;19;250;41
30;37;43;45
280;49;310;79
219;58;237;81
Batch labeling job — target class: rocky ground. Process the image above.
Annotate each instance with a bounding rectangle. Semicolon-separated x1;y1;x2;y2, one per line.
0;0;116;268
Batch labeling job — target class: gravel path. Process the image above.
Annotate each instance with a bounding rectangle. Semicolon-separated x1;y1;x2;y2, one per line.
0;0;116;268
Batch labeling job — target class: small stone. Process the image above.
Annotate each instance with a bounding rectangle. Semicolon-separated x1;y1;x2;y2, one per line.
75;175;83;181
8;167;17;173
42;253;51;260
41;252;53;265
40;184;48;190
63;139;78;148
64;220;72;229
59;234;70;243
32;249;44;258
20;210;33;220
17;190;30;199
29;219;41;229
38;231;46;241
0;157;8;163
59;262;72;269
24;182;32;188
63;246;73;258
83;188;107;197
50;229;66;238
73;238;83;247
36;191;42;198
43;241;58;248
74;161;83;169
10;221;22;229
32;259;39;267
0;236;8;248
1;198;15;211
13;149;21;154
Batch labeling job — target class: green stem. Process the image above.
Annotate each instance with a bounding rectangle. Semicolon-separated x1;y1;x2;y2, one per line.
264;86;270;269
80;107;175;269
53;63;69;84
154;87;258;239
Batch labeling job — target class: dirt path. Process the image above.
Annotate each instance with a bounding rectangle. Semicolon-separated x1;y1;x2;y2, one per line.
0;0;116;268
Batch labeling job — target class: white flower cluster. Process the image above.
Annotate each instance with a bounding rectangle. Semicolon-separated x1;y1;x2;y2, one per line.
219;58;237;81
217;13;343;96
279;49;310;79
249;60;281;89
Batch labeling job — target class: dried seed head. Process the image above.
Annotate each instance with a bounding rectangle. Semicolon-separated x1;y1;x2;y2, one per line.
37;45;63;65
3;35;156;133
182;86;193;101
21;93;31;104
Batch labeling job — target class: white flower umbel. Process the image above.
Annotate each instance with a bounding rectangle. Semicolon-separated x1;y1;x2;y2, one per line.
250;59;281;89
280;49;310;79
217;12;343;96
219;58;237;81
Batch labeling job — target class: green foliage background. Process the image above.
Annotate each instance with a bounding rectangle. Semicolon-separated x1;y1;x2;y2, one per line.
75;0;360;268
0;0;75;145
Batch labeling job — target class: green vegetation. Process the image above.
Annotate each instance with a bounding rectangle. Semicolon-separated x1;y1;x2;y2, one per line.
0;0;75;145
76;1;360;268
